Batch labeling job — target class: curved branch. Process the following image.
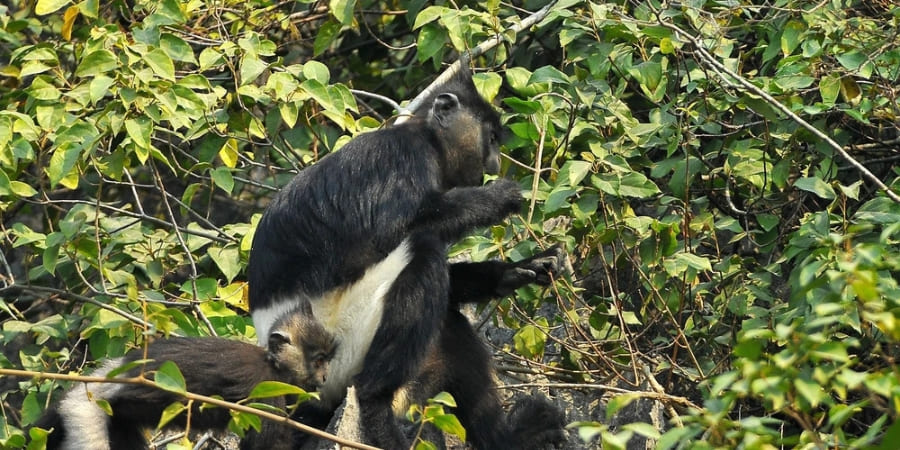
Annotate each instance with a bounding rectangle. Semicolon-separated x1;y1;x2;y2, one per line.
350;89;403;114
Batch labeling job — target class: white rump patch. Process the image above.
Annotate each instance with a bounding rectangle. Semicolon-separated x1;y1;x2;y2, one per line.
56;358;124;450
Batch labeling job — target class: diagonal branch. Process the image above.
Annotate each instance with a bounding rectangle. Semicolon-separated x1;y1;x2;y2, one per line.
657;20;900;203
397;0;559;122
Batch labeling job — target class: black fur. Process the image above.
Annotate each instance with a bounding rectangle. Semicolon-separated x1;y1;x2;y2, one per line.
399;245;568;449
249;69;566;449
35;307;334;450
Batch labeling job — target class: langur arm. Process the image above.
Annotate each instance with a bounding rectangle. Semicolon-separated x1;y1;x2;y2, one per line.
412;179;522;244
449;245;565;305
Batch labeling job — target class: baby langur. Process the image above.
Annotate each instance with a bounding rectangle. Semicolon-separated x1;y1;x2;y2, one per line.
34;303;336;450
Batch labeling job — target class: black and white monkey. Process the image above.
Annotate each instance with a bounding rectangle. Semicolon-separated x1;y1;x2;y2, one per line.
35;304;336;450
248;68;566;448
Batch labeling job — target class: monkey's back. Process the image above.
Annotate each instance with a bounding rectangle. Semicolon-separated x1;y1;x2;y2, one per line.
248;121;444;309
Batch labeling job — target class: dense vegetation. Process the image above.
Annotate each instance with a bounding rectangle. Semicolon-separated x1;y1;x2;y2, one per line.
1;0;899;448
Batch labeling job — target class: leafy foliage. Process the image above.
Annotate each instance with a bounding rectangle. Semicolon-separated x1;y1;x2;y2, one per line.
2;0;900;448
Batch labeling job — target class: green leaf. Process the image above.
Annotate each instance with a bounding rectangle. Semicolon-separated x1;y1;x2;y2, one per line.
793;176;836;200
43;244;59;274
545;186;575;213
280;102;299;128
472;72;502;103
415;441;438;450
157;402;187;429
27;426;49;450
208;245;240;282
513;324;546;360
229;410;262;436
836;51;866;71
27;77;61;101
432;413;466;441
180;277;219;300
819;74;841;105
528;66;570;85
811;342;849;363
248;381;309;399
125;117;152;151
428;392;457;408
75;50;118;77
674;253;712;271
211;167;234;194
239;55;267;86
502;98;541;114
313;20;342;56
559;160;592;187
301;79;334;112
89;75;115;104
417;23;447;64
794;377;826;407
142;48;174;81
617;172;660;198
47;142;81;188
413;6;444;29
330;0;355;25
606;393;639;419
775;76;815;91
199;48;224;71
160;33;197;64
155;361;187;394
10;181;37;197
35;0;70;15
780;21;804;56
154;0;187;24
303;61;330;84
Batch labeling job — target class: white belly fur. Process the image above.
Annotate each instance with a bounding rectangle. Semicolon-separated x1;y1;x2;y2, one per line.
251;239;412;406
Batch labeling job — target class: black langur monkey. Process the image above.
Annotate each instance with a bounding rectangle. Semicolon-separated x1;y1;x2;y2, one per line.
248;68;566;448
35;304;336;450
393;245;569;449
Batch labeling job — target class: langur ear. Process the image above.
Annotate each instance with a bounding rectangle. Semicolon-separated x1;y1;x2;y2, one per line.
268;330;291;351
432;93;459;128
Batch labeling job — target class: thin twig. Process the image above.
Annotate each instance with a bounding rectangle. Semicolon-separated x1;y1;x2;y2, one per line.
0;285;156;331
500;381;701;410
350;89;403;115
152;164;217;337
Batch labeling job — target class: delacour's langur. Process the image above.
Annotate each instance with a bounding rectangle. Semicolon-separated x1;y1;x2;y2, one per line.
34;304;335;450
248;68;566;449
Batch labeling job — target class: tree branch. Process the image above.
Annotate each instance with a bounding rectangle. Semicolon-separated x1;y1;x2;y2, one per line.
397;1;559;122
0;368;380;450
1;285;156;331
657;20;900;203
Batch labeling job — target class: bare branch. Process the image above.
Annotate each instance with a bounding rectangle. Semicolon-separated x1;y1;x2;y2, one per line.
1;285;156;331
